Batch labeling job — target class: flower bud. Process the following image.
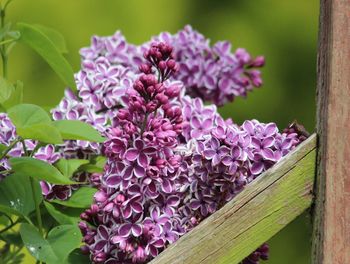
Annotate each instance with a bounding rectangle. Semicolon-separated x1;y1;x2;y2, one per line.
158;61;166;72
166;59;176;69
139;63;151;74
94;190;107;203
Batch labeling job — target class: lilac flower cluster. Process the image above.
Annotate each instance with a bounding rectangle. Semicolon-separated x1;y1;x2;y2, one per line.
74;25;264;108
174;97;306;224
152;25;265;106
47;25;265;201
79;42;185;264
77;41;307;263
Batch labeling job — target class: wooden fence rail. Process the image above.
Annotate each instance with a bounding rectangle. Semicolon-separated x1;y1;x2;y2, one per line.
151;134;317;264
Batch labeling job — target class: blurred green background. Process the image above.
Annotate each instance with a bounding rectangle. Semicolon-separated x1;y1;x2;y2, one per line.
5;0;319;263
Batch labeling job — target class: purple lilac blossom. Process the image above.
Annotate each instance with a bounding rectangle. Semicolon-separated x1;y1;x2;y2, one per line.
77;41;307;263
151;25;265;106
48;25;264;200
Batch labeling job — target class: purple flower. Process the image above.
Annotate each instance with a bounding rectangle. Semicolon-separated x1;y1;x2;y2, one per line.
71;33;306;264
144;206;170;236
124;139;156;167
202;137;230;166
190;116;213;139
34;145;61;164
222;146;242;174
118;221;143;237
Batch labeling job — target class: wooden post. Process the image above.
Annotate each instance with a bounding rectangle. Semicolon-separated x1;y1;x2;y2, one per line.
313;0;350;263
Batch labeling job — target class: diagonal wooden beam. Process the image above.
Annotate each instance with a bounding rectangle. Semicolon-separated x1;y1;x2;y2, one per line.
313;1;350;263
151;134;316;264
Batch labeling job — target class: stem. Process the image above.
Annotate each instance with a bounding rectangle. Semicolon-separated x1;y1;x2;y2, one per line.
140;112;149;136
0;38;14;46
0;219;19;234
0;138;20;160
96;104;122;114
21;139;28;156
3;0;14;11
0;5;7;78
30;177;43;236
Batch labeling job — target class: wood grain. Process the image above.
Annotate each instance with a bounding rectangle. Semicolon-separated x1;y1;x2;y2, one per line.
313;0;350;263
151;134;317;264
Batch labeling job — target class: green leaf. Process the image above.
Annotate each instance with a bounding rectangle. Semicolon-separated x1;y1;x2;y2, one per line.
44;202;81;225
9;157;76;185
20;224;57;263
8;104;51;127
0;143;7;153
33;24;67;53
0;77;14;105
19;123;63;144
53;120;105;142
7;104;63;144
0;174;42;217
20;224;81;264
47;225;82;262
1;80;23;109
55;159;89;178
50;187;97;208
64;249;90;264
80;155;106;173
7;104;50;125
17;22;76;89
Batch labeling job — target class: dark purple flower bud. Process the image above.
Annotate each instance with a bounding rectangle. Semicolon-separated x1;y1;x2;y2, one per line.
78;221;88;235
155;158;166;168
90;204;99;214
94;190;107;203
155;93;168;104
117;109;130;120
166;59;176;69
93;252;107;263
114;193;126;204
158;61;167;72
165;85;181;98
104;202;114;212
146;85;155;94
250;56;265;67
139;63;152;74
80;212;89;221
155;83;165;93
80;245;90;255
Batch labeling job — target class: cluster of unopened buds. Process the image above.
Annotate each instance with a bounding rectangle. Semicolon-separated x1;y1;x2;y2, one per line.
0;25;309;264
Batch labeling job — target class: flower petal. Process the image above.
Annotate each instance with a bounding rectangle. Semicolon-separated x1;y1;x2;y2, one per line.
125;148;138;161
118;223;132;237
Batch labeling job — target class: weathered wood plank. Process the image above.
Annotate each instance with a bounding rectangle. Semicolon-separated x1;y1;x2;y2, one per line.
313;0;350;263
151;134;317;264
